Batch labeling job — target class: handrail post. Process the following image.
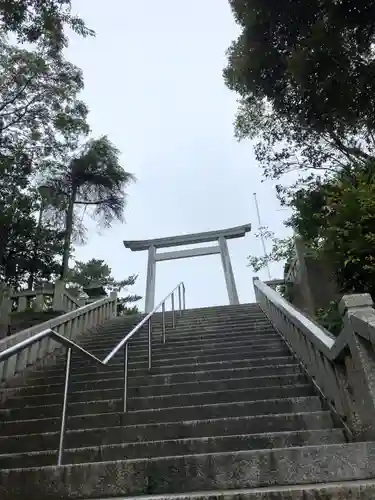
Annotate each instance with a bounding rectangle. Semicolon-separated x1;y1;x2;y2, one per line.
148;318;152;371
178;285;182;316
123;343;129;412
171;292;176;328
57;347;72;466
162;301;166;344
182;283;186;311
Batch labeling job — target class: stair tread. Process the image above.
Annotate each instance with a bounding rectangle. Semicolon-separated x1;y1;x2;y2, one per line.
5;371;304;405
1;442;375;500
86;479;375;500
0;406;332;441
0;401;327;430
0;428;345;457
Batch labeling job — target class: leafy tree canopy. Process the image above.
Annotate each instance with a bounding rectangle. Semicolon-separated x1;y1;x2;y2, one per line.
43;136;135;278
224;0;375;181
0;161;64;289
0;0;94;53
0;38;90;173
249;161;375;297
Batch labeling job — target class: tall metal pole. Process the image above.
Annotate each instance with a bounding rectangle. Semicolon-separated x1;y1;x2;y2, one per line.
253;193;271;280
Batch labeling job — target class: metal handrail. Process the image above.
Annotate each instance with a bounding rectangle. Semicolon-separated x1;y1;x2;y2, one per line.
0;281;186;466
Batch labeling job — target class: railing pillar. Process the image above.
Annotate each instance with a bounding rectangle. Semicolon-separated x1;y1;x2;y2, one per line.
17;296;27;313
53;279;65;312
339;294;375;439
0;288;11;339
110;291;118;317
34;293;44;312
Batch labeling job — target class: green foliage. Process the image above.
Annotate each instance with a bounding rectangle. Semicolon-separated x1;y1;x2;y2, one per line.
250;162;375;301
276;283;294;303
226;0;375;309
0;159;63;289
117;299;141;316
67;258;141;315
68;258;139;294
0;38;90;177
224;0;375;183
0;38;89;288
248;229;294;273
44;136;135;278
291;163;375;296
0;0;94;53
315;302;343;337
0;5;135;296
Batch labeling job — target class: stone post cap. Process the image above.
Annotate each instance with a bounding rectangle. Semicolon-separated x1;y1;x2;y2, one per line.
109;291;117;299
339;293;374;315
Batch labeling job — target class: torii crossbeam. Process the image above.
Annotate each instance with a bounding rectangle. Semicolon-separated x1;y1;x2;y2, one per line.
124;223;251;312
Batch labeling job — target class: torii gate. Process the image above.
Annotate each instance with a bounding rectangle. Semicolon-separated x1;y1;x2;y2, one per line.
123;223;251;312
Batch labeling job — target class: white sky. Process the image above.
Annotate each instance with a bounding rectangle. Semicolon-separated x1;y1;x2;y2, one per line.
66;0;290;310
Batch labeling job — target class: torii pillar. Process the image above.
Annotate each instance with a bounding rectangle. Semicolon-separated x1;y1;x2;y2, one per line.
124;223;251;312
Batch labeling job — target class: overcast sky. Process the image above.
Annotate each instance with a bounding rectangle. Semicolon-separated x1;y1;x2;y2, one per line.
66;0;290;310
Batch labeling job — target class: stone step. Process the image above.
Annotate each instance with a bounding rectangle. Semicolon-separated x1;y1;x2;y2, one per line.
169;319;272;330
1;441;373;499
72;340;287;364
82;319;273;339
79;331;281;353
0;393;319;435
24;355;297;384
0;428;345;469
0;406;333;453
128;375;309;411
90;316;272;332
73;334;280;361
0;377;309;419
39;347;291;377
75;480;375;500
76;333;284;359
5;371;305;407
8;363;301;397
166;307;261;317
177;307;262;318
100;316;262;329
84;324;275;346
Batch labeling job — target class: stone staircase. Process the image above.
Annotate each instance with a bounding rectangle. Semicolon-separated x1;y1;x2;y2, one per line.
1;303;375;498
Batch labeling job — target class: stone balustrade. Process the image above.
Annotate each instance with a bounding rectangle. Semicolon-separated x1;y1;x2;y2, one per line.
0;291;117;389
0;280;92;336
254;277;375;440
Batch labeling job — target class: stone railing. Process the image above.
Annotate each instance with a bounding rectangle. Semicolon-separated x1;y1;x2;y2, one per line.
0;280;83;335
2;286;54;314
0;291;117;388
52;280;81;312
254;277;375;440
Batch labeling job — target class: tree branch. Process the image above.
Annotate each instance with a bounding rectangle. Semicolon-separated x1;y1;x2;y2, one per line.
0;71;39;114
74;198;113;206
